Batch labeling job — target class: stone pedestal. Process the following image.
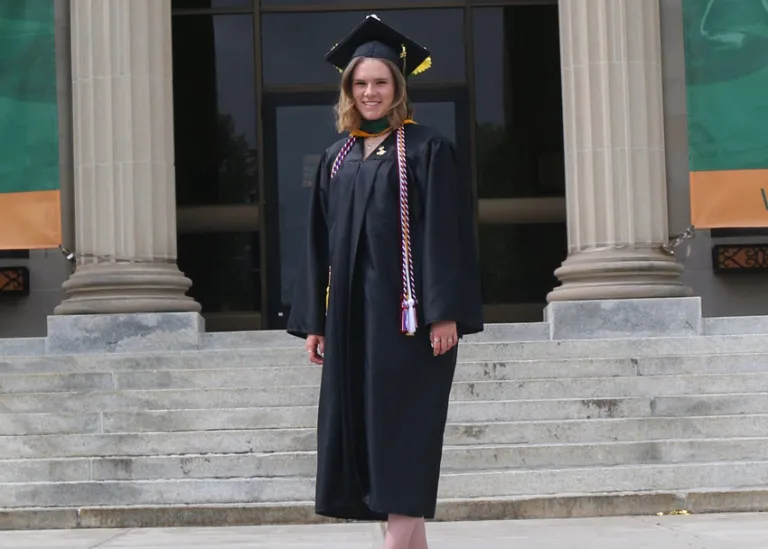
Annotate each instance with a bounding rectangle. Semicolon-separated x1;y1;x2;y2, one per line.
548;0;692;301
46;312;204;354
55;0;199;315
545;296;702;340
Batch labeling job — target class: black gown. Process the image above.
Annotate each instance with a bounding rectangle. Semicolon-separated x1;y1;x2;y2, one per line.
287;123;483;521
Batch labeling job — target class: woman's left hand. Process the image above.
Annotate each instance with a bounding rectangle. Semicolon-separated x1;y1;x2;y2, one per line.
430;321;458;356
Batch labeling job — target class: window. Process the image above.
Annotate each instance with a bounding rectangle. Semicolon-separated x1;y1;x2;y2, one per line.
479;224;565;305
172;12;262;320
172;14;258;206
178;232;261;312
473;5;567;308
473;5;564;199
261;9;465;86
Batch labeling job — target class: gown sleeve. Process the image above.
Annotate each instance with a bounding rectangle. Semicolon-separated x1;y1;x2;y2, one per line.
419;137;484;337
286;151;330;339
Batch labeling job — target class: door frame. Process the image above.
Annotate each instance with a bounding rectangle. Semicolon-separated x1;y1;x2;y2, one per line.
261;86;472;330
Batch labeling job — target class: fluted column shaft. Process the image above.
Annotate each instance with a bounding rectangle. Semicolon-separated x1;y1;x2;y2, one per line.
548;0;692;301
56;0;199;314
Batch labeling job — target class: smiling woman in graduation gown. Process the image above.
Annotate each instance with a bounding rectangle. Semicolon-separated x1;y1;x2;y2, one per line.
286;15;484;524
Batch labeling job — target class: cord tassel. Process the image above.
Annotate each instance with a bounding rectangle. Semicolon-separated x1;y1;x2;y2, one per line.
396;126;418;335
331;127;418;336
404;298;417;335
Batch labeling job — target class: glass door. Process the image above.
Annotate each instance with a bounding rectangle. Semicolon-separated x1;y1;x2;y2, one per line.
262;87;471;329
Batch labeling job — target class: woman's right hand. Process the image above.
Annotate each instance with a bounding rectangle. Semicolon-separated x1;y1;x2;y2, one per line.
306;334;325;365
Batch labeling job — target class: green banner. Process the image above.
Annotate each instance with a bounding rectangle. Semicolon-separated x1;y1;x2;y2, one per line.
0;0;59;194
683;0;768;227
0;0;61;249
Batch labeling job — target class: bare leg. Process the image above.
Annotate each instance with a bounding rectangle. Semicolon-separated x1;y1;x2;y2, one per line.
409;518;428;549
384;514;419;549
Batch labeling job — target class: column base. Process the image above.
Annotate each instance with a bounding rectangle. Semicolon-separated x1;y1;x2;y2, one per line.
54;262;201;315
547;247;694;302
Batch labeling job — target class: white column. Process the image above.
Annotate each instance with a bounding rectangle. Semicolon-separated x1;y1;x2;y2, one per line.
56;0;199;314
547;0;692;301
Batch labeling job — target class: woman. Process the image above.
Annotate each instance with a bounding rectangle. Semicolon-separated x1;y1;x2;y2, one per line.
287;14;483;549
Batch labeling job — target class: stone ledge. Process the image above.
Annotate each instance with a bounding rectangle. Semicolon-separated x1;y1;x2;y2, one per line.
705;316;768;336
545;297;702;340
2;489;767;530
464;323;549;343
46;313;205;354
0;338;45;357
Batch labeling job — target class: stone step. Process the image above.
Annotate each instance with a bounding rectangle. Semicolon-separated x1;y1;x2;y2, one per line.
0;393;765;442
0;350;768;382
199;333;768;359
10;359;768;398
103;360;768;387
2;377;768;413
5;351;768;385
200;316;768;346
4;370;768;403
200;323;552;350
0;360;636;392
0;337;45;357
3;485;768;530
2;414;768;459
9;334;768;370
2;459;768;508
0;315;761;360
2;437;768;483
0;395;653;426
90;393;768;426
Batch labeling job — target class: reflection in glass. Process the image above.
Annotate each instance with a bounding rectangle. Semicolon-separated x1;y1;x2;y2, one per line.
178;232;261;313
473;6;564;199
273;99;459;309
472;5;567;309
274;105;340;307
171;14;258;206
479;223;566;304
262;10;465;85
412;102;456;145
173;0;251;9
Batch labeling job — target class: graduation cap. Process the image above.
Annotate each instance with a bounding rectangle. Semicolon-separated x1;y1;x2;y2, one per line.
325;14;432;77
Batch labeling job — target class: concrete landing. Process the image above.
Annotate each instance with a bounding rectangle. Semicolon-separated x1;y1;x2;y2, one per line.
1;513;766;548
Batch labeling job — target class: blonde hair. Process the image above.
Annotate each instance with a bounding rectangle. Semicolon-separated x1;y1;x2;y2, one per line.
334;57;412;133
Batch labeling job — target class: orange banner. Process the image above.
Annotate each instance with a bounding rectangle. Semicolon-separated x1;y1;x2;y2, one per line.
0;190;61;249
690;169;768;229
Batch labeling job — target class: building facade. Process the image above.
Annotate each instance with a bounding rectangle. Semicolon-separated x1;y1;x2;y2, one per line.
1;0;766;338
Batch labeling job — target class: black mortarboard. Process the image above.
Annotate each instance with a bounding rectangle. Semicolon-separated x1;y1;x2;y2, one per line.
325;14;432;77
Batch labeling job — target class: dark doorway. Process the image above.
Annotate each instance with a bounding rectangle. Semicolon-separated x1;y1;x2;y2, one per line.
262;87;471;329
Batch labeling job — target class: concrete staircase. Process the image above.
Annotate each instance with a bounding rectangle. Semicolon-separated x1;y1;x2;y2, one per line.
2;316;768;529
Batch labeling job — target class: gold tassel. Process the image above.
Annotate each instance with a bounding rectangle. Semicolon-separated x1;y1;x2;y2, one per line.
412;56;432;75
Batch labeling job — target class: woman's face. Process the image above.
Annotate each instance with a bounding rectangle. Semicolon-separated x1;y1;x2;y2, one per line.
351;58;396;121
